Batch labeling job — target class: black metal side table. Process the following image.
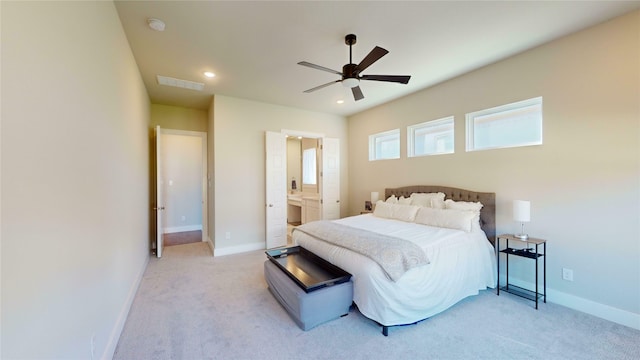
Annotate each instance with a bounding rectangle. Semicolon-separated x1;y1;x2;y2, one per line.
496;234;546;309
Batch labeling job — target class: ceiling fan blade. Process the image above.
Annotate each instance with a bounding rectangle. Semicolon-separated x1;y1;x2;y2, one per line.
298;61;343;76
352;86;364;101
356;46;389;73
361;74;411;84
303;80;341;93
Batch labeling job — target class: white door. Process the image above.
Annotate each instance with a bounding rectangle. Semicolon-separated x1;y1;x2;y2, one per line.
154;126;165;258
265;131;287;249
321;138;340;220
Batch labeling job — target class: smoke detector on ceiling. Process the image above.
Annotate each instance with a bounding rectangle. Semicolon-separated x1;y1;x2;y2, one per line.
147;18;165;32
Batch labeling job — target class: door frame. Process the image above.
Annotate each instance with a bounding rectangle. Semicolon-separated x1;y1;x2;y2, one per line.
160;129;209;246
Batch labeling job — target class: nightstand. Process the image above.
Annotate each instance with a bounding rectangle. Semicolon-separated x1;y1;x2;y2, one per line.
496;234;546;309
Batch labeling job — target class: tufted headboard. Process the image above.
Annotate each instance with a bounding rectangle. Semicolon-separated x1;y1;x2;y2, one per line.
384;185;496;246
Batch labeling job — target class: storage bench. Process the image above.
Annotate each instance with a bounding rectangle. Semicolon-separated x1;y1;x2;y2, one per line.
264;246;353;331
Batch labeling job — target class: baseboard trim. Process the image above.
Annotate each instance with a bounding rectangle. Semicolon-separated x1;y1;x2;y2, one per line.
214;241;264;257
163;225;202;234
102;253;149;360
499;275;640;330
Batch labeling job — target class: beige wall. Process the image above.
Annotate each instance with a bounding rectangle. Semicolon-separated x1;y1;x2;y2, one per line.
1;2;150;359
348;11;639;328
151;103;208;132
211;95;348;253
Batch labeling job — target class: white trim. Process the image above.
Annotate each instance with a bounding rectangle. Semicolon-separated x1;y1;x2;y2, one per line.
102;255;149;360
214;242;264;257
163;225;202;234
500;275;640;330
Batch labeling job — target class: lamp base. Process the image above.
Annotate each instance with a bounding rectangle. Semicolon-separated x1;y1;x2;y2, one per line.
514;233;529;240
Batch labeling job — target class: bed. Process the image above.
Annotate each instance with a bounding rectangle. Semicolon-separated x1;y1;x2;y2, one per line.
292;185;497;335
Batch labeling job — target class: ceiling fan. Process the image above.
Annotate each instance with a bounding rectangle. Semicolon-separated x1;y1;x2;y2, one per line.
298;34;411;101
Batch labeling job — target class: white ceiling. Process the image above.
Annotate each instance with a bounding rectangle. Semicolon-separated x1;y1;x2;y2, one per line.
114;1;640;117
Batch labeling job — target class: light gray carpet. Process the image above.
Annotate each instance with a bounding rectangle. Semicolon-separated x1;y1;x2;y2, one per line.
114;242;640;360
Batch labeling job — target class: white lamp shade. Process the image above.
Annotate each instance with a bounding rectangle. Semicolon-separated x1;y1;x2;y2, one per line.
371;192;379;203
513;200;531;222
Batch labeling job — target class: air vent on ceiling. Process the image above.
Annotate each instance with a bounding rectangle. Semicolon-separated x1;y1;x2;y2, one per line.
156;75;204;91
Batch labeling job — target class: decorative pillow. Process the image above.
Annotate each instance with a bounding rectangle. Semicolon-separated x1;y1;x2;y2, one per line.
374;200;395;218
444;199;483;231
373;201;420;222
391;204;421;222
410;192;446;209
444;199;483;212
385;195;398;204
414;207;476;233
398;196;412;205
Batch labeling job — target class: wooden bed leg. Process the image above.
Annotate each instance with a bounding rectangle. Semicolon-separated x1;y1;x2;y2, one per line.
382;326;389;336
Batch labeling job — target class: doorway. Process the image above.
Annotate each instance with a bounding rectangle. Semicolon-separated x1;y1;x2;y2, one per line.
157;128;208;254
265;130;340;249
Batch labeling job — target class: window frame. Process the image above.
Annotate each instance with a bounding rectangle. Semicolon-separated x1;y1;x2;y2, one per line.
466;97;543;152
368;129;400;161
407;116;455;158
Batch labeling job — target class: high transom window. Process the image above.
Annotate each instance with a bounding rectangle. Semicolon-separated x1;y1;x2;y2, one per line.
369;129;400;161
408;116;454;157
466;97;543;151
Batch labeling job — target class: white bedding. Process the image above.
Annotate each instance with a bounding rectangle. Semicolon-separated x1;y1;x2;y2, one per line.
293;214;497;326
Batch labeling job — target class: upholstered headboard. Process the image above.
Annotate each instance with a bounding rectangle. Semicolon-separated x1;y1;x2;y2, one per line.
384;185;496;246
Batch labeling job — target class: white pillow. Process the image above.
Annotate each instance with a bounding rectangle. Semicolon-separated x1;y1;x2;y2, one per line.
410;192;446;209
391;204;421;222
414;207;475;232
374;200;395;218
373;201;420;222
398;196;412;205
444;199;483;212
385;195;398;204
444;199;483;231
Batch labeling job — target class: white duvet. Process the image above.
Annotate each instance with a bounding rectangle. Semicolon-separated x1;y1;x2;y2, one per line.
294;214;497;326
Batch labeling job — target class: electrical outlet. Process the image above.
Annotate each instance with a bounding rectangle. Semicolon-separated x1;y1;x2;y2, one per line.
181;215;186;221
562;268;574;281
225;232;231;240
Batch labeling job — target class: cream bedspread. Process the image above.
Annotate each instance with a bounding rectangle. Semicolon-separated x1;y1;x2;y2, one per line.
293;221;429;281
294;214;497;327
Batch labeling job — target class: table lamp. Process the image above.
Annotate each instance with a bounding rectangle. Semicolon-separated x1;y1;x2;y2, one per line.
513;200;530;240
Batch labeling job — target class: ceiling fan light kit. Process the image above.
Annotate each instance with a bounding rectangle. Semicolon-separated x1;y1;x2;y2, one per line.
298;34;411;101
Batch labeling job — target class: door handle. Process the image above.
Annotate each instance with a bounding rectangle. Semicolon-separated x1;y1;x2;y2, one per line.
268;204;274;207
153;206;165;210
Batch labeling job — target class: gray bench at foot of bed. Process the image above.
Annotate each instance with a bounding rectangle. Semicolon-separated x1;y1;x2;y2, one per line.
264;260;353;331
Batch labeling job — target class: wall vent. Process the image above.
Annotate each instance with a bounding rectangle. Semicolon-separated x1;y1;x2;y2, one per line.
156;75;204;91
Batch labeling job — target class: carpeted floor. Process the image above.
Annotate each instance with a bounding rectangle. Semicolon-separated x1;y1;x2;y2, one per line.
113;242;640;360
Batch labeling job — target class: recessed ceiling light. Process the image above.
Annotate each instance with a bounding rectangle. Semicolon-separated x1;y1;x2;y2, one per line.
336;100;344;104
204;72;215;78
147;18;165;32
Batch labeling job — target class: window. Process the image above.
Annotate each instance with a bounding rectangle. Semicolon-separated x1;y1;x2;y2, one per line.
466;97;543;151
369;129;400;161
407;116;454;157
302;148;316;184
